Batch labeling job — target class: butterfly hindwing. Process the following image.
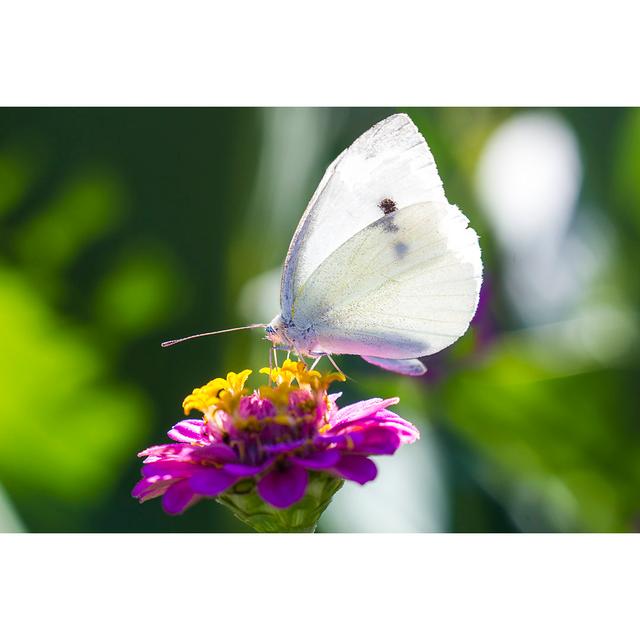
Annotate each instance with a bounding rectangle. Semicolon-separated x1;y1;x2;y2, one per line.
360;356;428;376
292;202;482;360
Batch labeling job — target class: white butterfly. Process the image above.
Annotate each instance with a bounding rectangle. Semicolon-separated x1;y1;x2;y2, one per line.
164;113;482;376
265;113;482;376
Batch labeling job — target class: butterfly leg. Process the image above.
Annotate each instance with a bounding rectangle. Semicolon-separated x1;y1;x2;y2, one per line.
326;354;346;379
309;356;322;371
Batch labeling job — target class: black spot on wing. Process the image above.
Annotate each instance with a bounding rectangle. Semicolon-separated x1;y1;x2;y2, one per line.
378;198;397;215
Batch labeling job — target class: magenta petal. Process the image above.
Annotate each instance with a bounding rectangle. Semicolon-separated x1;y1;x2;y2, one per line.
168;419;206;443
131;477;150;499
257;465;308;509
293;449;340;469
367;409;419;443
342;427;401;455
190;444;237;464
138;443;193;461
359;428;401;455
141;460;195;478
162;479;199;514
332;398;399;428
132;477;173;501
333;455;378;485
189;468;237;497
223;460;272;477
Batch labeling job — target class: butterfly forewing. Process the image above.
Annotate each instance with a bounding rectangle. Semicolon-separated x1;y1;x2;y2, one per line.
280;113;446;319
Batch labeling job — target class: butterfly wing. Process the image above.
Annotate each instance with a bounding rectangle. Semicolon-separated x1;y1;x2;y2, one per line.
292;201;482;359
280;113;446;319
360;356;428;376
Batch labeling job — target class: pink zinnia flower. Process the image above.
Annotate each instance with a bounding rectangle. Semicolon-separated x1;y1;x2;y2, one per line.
132;359;418;530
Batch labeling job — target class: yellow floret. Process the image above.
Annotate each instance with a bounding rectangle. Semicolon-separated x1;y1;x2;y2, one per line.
182;369;252;415
259;359;345;389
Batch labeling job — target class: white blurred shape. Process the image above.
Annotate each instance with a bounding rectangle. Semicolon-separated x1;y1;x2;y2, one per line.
246;108;337;246
476;112;584;323
322;421;447;533
477;111;581;250
524;304;639;371
569;305;638;364
476;111;637;365
238;266;281;324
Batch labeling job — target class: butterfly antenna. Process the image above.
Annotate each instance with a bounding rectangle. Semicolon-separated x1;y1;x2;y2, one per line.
161;324;267;348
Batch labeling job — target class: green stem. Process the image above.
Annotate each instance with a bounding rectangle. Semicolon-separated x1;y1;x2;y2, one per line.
216;473;343;533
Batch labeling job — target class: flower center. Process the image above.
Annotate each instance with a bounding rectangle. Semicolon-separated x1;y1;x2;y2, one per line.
181;359;345;466
222;390;321;464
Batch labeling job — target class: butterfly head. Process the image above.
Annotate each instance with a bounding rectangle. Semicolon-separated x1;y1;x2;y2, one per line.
265;315;286;347
266;315;321;357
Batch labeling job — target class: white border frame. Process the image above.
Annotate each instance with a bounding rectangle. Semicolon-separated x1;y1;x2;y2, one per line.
1;1;639;106
1;534;638;639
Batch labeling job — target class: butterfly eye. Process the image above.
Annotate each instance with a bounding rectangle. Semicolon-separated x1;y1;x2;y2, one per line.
265;326;276;335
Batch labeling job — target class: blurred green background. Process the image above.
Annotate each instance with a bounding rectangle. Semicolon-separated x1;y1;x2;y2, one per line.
0;107;638;533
